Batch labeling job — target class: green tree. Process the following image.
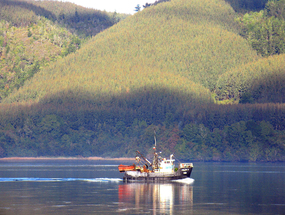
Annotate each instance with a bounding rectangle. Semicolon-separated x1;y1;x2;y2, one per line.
164;112;173;128
265;0;285;19
27;28;32;37
134;4;141;12
183;123;201;144
38;115;63;139
75;8;80;22
237;1;285;56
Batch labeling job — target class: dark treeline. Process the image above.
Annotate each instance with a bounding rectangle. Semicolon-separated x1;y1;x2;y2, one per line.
0;0;128;36
143;0;171;8
0;88;284;161
225;0;268;12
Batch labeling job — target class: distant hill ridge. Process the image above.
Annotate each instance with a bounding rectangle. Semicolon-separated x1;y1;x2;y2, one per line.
0;0;127;36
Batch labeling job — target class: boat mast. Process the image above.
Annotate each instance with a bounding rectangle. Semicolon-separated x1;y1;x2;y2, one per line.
153;129;159;171
154;129;157;148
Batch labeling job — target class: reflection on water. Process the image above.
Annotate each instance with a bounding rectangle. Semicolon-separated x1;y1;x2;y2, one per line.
0;160;284;215
118;183;193;214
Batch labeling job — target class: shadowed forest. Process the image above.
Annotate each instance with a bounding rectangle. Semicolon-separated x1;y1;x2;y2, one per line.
0;0;285;162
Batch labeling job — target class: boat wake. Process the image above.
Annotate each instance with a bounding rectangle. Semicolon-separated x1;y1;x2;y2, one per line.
0;177;123;183
172;178;195;184
84;178;123;182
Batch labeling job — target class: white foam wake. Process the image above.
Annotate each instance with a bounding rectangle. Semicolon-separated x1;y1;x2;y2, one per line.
172;178;195;184
0;177;123;182
83;178;123;182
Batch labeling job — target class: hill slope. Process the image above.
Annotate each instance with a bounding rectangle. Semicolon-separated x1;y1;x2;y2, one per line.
3;0;259;104
0;0;128;101
0;0;284;161
215;54;285;103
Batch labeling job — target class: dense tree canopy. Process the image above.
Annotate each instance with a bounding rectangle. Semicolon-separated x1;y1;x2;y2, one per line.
0;0;284;161
237;0;285;56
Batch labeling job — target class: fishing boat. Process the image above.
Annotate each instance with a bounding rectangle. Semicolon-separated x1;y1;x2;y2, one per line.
118;131;193;182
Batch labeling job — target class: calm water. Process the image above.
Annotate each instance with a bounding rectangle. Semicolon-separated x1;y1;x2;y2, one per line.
0;160;284;215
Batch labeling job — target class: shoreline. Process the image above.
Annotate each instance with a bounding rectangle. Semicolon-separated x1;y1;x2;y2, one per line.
0;156;134;161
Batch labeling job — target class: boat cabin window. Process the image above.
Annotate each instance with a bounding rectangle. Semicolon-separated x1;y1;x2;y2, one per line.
163;161;173;164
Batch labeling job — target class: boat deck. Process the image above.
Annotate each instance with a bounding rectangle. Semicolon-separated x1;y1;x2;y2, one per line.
123;167;193;182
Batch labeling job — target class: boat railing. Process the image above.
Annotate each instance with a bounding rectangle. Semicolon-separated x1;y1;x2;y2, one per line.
179;163;193;168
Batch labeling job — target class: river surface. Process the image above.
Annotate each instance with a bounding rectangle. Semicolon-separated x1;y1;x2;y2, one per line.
0;160;284;215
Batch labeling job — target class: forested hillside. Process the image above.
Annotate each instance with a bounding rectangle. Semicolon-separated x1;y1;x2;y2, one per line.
0;0;127;101
0;0;284;162
215;54;285;103
3;0;259;103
